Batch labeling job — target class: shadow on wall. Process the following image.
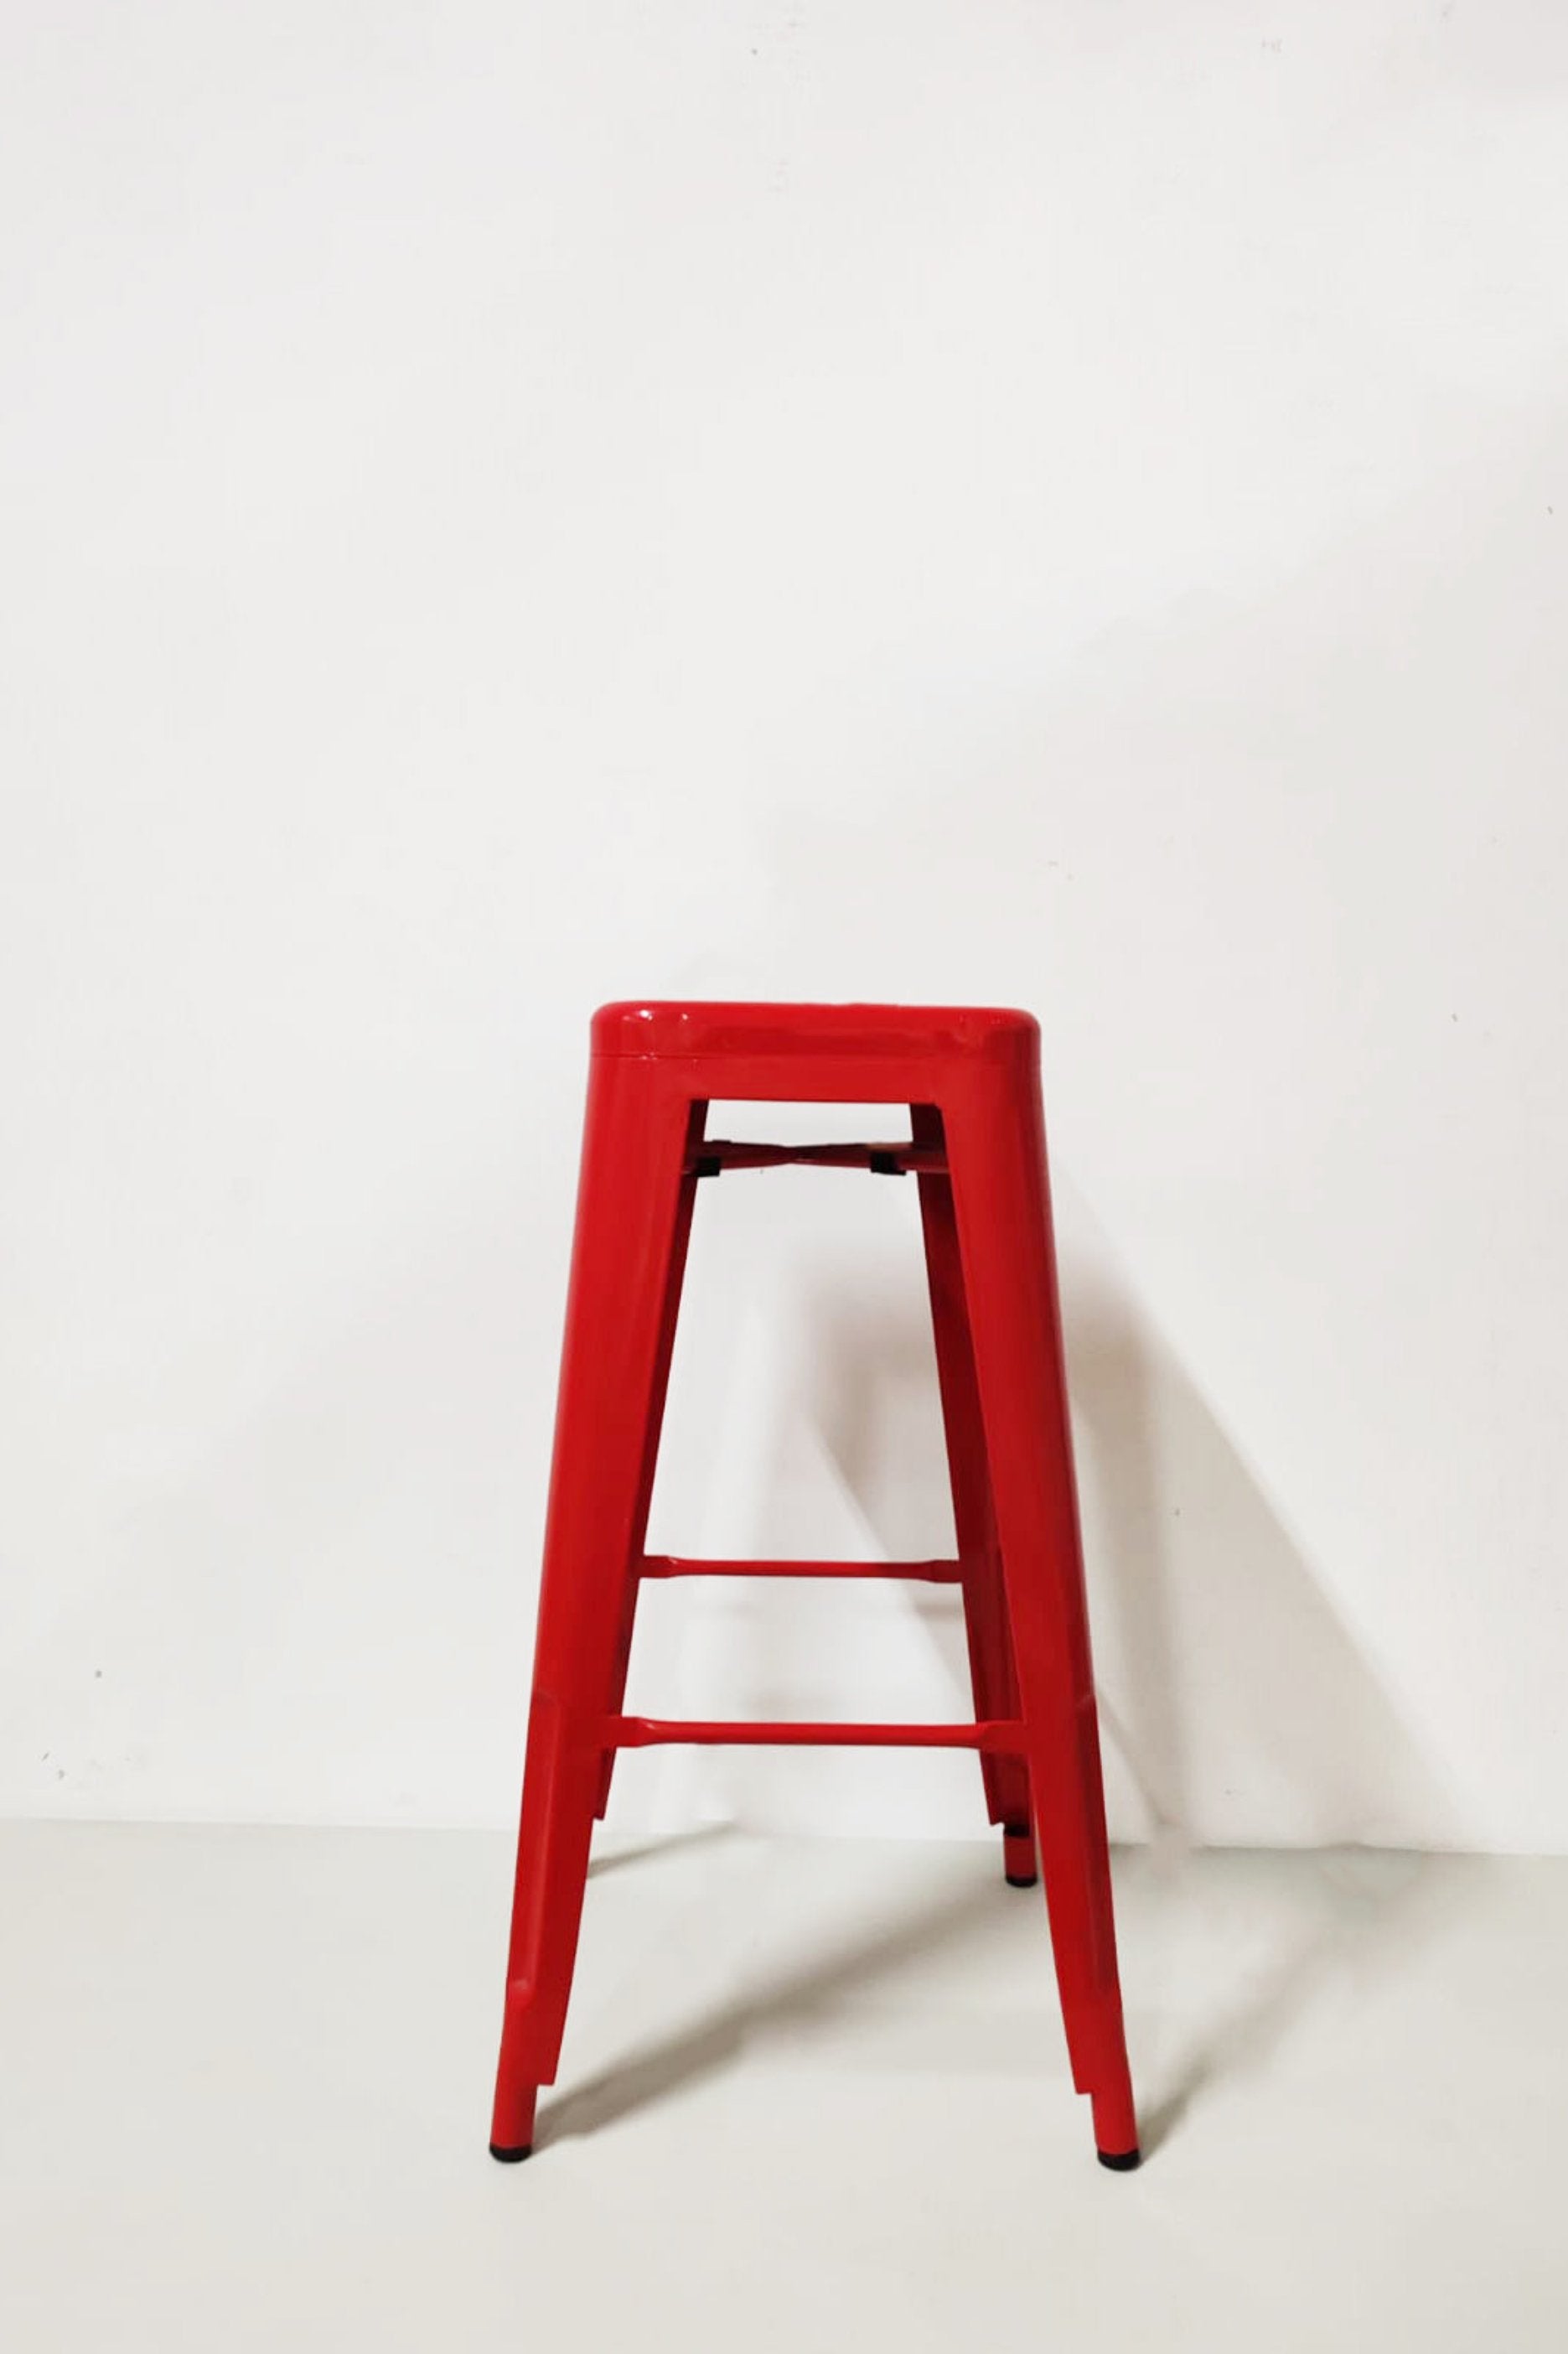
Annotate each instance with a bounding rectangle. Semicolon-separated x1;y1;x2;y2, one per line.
780;1215;1453;1854
729;424;1568;1855
1061;1250;1452;1851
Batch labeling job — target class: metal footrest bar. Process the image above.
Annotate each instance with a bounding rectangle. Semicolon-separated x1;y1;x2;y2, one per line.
639;1554;964;1583
603;1714;1026;1751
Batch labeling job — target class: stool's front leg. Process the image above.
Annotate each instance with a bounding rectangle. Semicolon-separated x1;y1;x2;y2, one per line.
941;1059;1140;2170
490;1059;698;2160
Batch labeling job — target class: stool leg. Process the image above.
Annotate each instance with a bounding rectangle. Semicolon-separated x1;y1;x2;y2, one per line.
912;1107;1034;1885
594;1104;706;1818
943;1062;1140;2169
490;1060;696;2160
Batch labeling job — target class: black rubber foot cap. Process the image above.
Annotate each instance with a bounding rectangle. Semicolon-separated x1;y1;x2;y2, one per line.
1005;1870;1039;1888
1097;2147;1141;2172
489;2142;533;2163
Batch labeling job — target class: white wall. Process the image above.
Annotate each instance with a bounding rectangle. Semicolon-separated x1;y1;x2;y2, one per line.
3;1;1565;1850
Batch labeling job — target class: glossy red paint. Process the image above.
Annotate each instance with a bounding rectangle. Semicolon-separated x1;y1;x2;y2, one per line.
489;1002;1139;2170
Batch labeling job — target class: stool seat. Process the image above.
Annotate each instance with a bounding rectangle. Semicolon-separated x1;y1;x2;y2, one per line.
591;998;1039;1066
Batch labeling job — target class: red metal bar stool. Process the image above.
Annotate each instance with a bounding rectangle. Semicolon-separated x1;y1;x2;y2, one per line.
489;1002;1140;2170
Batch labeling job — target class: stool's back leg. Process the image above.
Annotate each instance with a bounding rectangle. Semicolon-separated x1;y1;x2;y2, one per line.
490;1058;698;2159
910;1105;1035;1883
941;1059;1139;2166
594;1101;706;1817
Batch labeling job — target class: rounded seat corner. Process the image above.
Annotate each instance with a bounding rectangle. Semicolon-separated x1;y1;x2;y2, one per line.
590;1002;669;1056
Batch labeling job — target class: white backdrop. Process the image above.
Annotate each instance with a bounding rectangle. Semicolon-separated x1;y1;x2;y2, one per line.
3;1;1565;1850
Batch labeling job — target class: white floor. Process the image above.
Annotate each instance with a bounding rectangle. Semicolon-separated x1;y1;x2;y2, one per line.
3;1824;1565;2351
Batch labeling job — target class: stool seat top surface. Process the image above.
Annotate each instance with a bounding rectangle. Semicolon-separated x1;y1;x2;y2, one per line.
591;1000;1038;1064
